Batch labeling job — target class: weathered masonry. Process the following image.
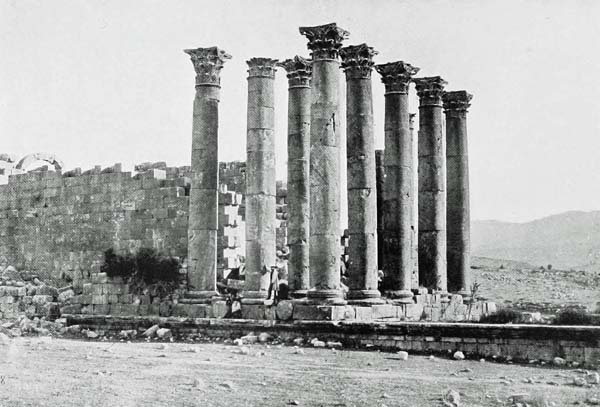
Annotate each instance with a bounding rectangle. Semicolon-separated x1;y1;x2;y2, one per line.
4;21;480;322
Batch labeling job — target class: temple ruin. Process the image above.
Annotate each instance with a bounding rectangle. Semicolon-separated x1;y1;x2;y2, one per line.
0;22;489;323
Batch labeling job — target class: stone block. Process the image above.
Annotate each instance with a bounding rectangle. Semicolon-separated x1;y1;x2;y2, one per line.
147;304;160;316
107;294;119;304
159;303;171;317
211;301;229;318
93;304;110;315
138;305;149;316
241;304;269;320
119;294;133;303
275;300;294;321
188;304;209;318
354;306;373;321
404;303;425;321
82;283;93;295
292;305;355;321
121;304;139;316
92;295;108;305
371;304;395;320
80;295;92;305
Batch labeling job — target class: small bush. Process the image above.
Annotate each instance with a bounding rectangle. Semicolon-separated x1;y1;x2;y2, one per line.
479;308;524;324
100;248;180;298
553;308;593;326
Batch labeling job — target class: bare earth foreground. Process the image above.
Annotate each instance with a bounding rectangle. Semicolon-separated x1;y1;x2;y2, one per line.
1;337;599;406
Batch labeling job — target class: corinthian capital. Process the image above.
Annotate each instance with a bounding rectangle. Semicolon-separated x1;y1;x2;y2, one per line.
247;57;279;79
443;90;473;116
299;22;350;60
414;76;448;106
184;46;231;87
375;61;420;94
278;56;312;88
340;44;378;80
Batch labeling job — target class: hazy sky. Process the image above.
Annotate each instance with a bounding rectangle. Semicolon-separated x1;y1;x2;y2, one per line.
1;0;599;223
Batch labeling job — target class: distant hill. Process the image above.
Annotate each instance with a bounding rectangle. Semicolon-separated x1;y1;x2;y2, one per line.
471;210;600;271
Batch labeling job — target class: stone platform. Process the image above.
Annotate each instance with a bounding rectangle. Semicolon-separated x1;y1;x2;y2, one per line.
63;315;600;366
243;294;496;323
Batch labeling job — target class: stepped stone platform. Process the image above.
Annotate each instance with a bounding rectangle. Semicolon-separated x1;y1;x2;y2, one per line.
64;315;600;366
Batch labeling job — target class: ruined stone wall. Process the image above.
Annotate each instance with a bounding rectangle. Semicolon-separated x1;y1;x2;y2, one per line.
0;163;246;282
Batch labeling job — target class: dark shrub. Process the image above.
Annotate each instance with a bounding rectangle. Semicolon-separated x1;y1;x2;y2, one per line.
100;247;180;298
479;308;524;324
553;308;593;326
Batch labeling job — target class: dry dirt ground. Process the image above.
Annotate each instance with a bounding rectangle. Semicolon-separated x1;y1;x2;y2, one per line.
1;337;598;407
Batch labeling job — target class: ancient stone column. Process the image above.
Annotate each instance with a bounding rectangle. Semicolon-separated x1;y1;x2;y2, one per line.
278;56;312;299
340;44;382;304
242;58;279;304
443;90;473;296
374;61;419;303
409;113;419;290
299;23;349;304
375;149;385;271
183;46;231;301
414;76;449;299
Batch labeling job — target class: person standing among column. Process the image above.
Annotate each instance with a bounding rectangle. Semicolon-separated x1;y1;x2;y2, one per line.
299;23;349;304
242;58;279;304
340;44;383;304
278;56;312;299
183;46;231;301
374;61;419;303
443;90;473;297
414;76;449;300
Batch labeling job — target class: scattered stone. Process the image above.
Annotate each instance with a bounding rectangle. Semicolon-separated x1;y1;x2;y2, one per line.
86;330;99;339
293;337;304;346
233;338;244;346
453;351;465;360
312;340;325;348
0;332;10;345
156;328;172;339
429;355;435;360
294;349;304;355
327;341;342;349
258;332;272;343
572;377;586;387
586;397;600;405
553;357;566;366
586;372;600;384
397;351;409;361
443;389;461;406
142;324;160;338
220;380;235;390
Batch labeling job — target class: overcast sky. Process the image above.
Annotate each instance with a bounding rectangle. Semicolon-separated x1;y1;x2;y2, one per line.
1;0;599;223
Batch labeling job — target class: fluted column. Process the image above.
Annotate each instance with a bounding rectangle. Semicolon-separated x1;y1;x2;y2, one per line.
299;23;349;304
374;61;419;303
242;58;279;304
340;44;382;304
414;76;449;299
443;90;473;296
183;46;231;301
278;56;312;299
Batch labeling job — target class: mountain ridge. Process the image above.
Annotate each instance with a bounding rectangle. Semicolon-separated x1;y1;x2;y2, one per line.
471;210;600;271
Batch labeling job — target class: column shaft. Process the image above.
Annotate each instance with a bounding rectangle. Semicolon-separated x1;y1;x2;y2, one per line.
243;58;278;303
409;113;419;290
341;44;382;304
184;47;231;301
374;61;419;303
300;23;349;304
375;149;385;270
279;57;312;298
415;76;448;298
444;91;473;295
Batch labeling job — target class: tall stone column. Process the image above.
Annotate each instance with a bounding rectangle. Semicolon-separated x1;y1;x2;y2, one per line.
443;90;473;296
299;23;349;304
414;76;449;299
374;61;419;303
340;44;382;304
375;149;385;271
242;58;279;304
409;113;419;290
278;56;312;299
183;46;231;301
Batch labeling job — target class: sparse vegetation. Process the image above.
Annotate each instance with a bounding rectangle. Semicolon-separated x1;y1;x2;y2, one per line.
100;248;181;298
553;308;594;326
479;308;524;324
